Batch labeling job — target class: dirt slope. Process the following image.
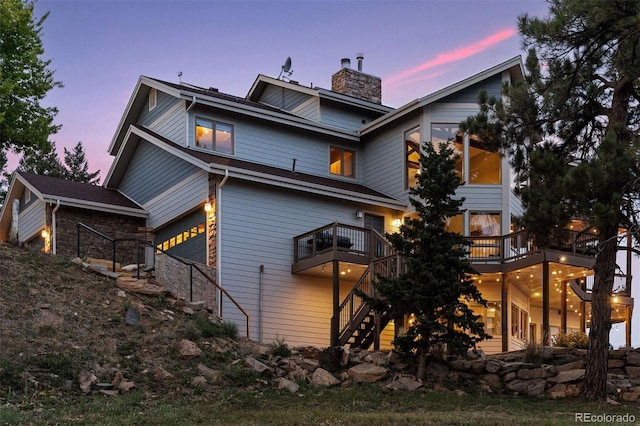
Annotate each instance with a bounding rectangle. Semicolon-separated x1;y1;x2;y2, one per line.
0;243;253;401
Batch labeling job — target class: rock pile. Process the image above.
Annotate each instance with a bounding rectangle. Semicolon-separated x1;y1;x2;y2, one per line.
233;343;640;402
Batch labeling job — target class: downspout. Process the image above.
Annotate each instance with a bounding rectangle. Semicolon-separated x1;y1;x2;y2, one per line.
216;169;229;319
52;200;61;255
185;95;196;147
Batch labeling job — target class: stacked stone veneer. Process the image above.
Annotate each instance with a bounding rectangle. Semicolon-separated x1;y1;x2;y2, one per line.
443;347;640;400
331;67;382;104
50;205;145;263
154;253;217;313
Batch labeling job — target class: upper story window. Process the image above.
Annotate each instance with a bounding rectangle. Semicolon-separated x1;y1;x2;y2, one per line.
405;127;420;189
330;146;355;178
469;134;501;184
431;123;464;180
195;117;234;154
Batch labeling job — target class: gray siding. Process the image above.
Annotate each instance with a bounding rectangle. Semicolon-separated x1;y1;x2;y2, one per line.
145;170;208;229
320;102;381;131
291;97;320;122
119;139;201;205
436;74;503;104
259;85;314;111
148;101;185;143
137;91;181;128
362;117;419;202
189;108;359;180
218;180;369;346
19;200;45;243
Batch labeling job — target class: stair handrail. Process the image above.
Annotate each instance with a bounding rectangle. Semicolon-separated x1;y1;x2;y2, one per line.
76;222;251;338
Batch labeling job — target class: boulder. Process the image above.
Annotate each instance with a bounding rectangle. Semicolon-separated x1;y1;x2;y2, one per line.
348;363;389;383
427;362;449;379
245;356;272;375
478;373;502;391
608;359;625;369
517;367;545;380
179;339;203;358
621;392;640;402
550;369;585;384
197;363;220;383
627;351;640;366
277;377;299;393
625;366;640;377
485;360;501;374
78;371;97;394
311;368;340;387
386;376;423;391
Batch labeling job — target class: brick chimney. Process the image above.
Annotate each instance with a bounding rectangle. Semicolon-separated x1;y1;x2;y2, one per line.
331;54;382;104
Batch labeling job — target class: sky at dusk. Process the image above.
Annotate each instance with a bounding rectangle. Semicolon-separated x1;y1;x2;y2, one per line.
25;0;637;347
29;0;550;178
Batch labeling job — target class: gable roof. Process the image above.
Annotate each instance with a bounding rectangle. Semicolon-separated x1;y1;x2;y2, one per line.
106;125;406;210
0;172;147;241
360;56;525;135
108;76;363;158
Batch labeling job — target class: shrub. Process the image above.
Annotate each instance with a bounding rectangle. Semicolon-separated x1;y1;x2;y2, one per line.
554;331;588;349
267;336;291;358
522;340;543;364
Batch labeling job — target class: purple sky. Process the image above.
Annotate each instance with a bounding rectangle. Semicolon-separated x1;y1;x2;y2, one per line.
29;0;549;178
26;0;637;347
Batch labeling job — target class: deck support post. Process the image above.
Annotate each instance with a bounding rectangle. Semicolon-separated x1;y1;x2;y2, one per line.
501;273;508;352
542;260;550;346
331;260;340;347
561;280;567;334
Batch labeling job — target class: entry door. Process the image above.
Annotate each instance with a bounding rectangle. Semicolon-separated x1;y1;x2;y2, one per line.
364;214;385;256
364;214;384;233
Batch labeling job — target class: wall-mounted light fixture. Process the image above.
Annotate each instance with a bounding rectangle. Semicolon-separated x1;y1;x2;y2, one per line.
204;202;212;212
356;210;364;219
392;218;402;227
41;229;49;239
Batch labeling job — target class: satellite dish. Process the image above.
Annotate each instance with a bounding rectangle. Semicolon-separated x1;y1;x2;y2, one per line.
278;57;293;80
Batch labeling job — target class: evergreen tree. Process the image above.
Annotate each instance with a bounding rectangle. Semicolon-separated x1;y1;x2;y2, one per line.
17;141;65;178
0;0;62;155
372;141;489;380
63;142;100;184
461;0;640;400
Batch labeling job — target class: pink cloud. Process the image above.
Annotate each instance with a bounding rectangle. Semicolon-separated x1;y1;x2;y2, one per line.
385;28;518;87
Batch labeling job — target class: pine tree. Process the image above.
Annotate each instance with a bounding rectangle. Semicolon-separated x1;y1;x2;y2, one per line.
63;142;100;184
17;142;65;178
373;141;489;380
461;0;640;400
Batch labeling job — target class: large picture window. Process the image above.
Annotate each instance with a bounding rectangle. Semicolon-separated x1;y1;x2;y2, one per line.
469;134;501;184
405;127;420;189
196;117;234;154
330;146;355;178
431;124;463;179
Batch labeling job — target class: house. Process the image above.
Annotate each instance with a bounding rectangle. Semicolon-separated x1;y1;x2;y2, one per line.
0;55;633;353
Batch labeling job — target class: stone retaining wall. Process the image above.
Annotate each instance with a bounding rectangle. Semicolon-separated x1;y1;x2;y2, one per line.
154;253;217;313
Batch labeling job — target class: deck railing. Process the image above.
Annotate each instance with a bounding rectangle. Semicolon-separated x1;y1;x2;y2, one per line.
468;229;599;263
293;222;392;263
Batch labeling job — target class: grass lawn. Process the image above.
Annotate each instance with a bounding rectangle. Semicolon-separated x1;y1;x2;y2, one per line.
2;383;638;425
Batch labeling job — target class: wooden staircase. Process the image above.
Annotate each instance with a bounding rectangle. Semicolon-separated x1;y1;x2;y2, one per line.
335;249;403;349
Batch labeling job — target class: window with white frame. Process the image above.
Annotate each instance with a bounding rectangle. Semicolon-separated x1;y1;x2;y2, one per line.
330;146;355;178
195;118;234;154
24;188;31;204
